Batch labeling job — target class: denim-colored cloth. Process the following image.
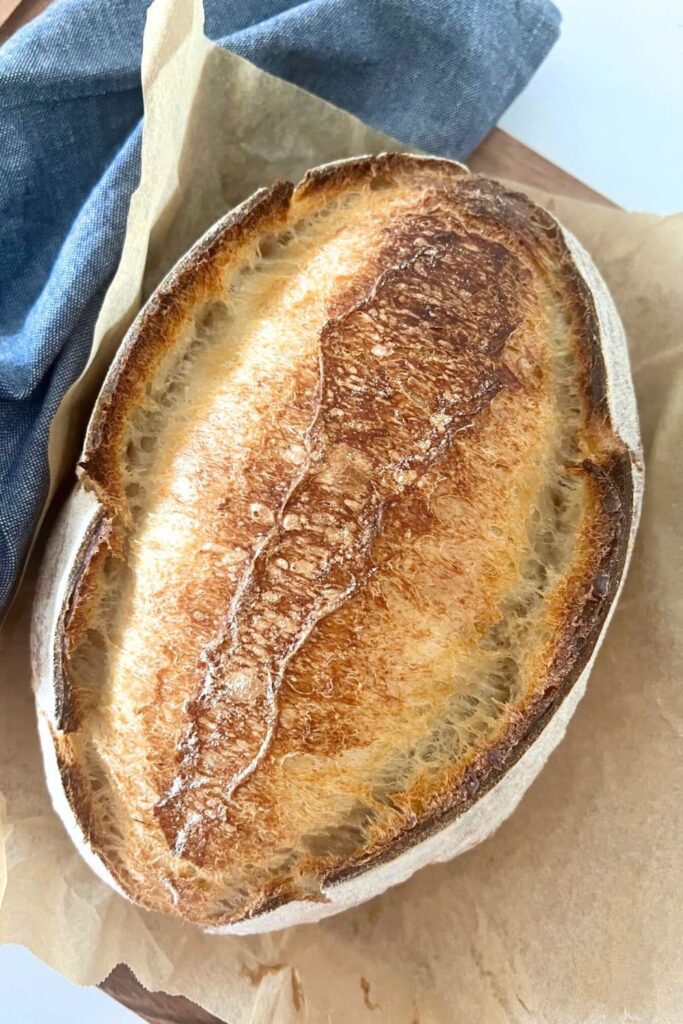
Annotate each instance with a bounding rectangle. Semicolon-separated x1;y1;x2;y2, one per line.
0;0;560;616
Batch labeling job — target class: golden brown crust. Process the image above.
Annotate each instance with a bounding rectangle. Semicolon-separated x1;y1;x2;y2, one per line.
207;453;633;925
441;174;612;425
325;450;633;890
43;154;636;927
81;183;295;507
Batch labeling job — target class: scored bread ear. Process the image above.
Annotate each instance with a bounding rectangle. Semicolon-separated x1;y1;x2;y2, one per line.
31;487;127;899
33;486;100;727
31;156;642;933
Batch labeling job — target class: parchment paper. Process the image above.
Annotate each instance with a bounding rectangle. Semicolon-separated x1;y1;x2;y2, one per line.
1;0;681;1021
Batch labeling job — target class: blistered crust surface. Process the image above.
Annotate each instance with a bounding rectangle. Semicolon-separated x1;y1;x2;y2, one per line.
157;230;525;861
39;154;637;927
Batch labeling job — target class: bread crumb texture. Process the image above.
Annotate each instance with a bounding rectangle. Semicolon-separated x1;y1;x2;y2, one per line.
50;156;631;926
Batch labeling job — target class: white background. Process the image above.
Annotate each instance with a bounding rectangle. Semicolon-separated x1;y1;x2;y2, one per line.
1;0;682;1021
500;0;683;213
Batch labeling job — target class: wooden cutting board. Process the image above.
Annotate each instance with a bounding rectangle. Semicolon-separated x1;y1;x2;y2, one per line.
1;2;614;1021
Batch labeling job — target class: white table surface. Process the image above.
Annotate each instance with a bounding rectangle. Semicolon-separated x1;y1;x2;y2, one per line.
500;0;683;214
1;1;682;1021
0;945;139;1023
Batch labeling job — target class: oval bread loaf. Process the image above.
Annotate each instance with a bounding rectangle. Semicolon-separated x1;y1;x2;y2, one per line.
32;155;642;933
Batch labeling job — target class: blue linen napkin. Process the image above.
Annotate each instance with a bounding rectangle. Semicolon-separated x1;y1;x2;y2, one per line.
0;0;560;618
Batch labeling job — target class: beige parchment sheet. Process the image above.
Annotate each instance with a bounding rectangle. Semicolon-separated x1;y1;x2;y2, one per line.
1;0;682;1021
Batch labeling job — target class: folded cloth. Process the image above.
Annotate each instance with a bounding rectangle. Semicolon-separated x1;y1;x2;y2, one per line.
0;0;560;618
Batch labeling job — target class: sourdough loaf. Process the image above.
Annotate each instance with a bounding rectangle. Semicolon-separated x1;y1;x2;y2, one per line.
32;155;642;932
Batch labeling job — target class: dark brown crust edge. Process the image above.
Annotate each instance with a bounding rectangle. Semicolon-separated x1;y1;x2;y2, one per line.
45;154;637;926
